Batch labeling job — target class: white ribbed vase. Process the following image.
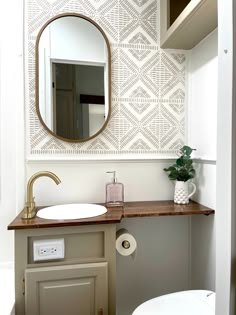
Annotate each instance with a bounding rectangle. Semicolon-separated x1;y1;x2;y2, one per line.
174;181;196;204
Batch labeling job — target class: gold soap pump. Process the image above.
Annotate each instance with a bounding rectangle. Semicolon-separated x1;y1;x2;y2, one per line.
106;171;124;207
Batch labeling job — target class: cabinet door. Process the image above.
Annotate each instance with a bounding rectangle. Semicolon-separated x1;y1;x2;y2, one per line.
25;262;108;315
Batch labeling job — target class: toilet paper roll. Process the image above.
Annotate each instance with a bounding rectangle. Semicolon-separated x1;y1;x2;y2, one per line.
116;229;137;257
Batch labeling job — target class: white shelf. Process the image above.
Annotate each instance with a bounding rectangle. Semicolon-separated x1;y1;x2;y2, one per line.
160;0;218;49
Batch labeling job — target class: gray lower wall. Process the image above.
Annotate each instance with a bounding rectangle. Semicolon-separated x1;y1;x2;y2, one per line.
191;214;215;291
191;162;216;291
116;216;191;315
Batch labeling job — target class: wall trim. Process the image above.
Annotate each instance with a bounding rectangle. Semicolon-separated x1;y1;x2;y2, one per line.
26;156;216;164
194;158;216;165
27;156;177;163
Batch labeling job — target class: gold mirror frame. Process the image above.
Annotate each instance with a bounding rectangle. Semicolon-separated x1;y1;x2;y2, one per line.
35;13;111;143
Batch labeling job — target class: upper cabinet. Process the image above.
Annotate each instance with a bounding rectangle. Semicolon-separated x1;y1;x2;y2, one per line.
160;0;218;49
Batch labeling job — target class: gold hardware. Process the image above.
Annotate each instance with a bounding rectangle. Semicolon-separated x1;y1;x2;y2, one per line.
122;240;130;249
98;308;103;315
22;171;61;220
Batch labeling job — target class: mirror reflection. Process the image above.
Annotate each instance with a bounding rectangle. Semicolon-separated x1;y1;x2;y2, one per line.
36;15;110;142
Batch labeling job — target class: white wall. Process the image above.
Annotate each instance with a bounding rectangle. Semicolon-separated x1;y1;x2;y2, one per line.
188;29;218;161
38;27;52;126
50;17;106;63
231;1;236;313
26;160;175;205
0;1;25;265
188;29;218;291
0;2;24;314
216;0;234;313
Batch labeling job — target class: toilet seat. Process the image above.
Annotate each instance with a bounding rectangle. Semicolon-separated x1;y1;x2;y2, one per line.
132;290;215;315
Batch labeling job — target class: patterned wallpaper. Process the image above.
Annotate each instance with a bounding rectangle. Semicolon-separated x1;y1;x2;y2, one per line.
25;0;187;158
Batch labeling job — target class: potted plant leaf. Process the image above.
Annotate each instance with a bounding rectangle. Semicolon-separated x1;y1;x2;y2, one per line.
164;145;196;204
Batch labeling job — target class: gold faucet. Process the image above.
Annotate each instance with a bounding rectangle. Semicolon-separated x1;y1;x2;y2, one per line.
22;171;61;220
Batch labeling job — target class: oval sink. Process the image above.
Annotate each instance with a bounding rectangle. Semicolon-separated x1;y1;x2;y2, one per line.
36;203;107;220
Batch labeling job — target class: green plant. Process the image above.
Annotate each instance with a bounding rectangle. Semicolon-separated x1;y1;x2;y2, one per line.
164;145;196;182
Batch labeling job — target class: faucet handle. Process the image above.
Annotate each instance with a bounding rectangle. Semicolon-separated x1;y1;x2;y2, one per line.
25;199;35;209
22;203;36;219
22;171;61;220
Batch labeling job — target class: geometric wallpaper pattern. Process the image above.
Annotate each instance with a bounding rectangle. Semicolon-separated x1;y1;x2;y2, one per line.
25;0;187;157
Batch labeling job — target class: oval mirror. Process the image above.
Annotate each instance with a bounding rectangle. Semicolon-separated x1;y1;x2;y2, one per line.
36;13;111;142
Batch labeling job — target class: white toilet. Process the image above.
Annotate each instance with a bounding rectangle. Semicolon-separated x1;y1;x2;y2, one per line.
132;290;215;315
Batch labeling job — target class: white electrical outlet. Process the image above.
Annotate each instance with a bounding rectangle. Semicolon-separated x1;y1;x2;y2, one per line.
33;239;64;261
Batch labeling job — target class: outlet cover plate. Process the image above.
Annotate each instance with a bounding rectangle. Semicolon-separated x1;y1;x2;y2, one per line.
33;239;65;261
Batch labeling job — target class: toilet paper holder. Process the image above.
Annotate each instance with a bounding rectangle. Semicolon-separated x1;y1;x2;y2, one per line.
122;240;130;249
116;229;137;257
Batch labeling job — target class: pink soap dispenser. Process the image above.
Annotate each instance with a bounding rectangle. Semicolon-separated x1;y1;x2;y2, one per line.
106;171;124;207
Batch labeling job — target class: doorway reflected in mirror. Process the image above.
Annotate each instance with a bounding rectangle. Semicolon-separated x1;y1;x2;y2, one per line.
52;63;105;140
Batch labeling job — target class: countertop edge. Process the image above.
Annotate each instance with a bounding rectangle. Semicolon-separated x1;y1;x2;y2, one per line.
8;200;215;230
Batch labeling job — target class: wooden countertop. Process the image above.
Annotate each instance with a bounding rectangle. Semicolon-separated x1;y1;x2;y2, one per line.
8;200;214;230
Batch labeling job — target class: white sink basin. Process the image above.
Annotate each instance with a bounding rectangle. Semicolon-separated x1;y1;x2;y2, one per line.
36;203;107;220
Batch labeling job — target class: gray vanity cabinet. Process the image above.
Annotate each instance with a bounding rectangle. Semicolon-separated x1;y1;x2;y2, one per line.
25;262;108;315
15;224;116;315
